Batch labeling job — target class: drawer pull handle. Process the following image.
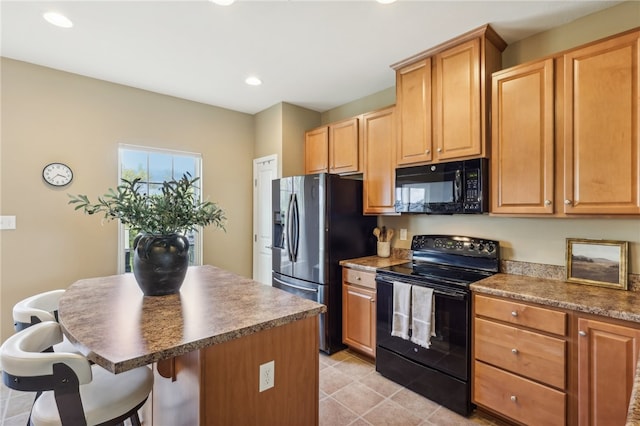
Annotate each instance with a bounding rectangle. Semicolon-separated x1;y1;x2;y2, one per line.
510;395;517;403
511;311;518;317
579;330;587;337
511;348;518;355
356;276;361;280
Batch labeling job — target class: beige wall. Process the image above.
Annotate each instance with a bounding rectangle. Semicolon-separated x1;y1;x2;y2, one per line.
254;103;283;175
0;58;255;341
320;87;395;124
503;1;640;68
282;102;320;177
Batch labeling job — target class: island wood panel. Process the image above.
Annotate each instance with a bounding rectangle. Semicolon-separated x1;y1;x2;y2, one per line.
202;315;319;426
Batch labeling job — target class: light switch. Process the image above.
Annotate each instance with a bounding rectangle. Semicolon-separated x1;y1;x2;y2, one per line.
0;216;16;230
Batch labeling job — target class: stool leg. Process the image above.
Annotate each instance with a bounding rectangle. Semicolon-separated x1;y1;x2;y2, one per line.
130;413;142;426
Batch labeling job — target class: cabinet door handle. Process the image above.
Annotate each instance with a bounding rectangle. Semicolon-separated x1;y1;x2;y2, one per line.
544;200;552;206
579;330;587;337
564;199;572;205
426;149;431;154
510;395;517;403
437;147;442;153
511;348;518;355
511;311;518;317
370;298;375;303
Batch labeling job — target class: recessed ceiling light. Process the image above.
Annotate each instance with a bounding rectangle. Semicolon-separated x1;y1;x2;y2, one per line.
209;0;236;5
43;11;73;28
377;0;397;4
245;76;262;86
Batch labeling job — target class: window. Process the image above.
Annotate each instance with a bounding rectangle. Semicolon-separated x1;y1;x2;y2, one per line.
118;144;203;274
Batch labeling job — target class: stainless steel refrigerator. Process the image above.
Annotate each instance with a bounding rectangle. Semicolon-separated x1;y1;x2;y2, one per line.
272;173;377;354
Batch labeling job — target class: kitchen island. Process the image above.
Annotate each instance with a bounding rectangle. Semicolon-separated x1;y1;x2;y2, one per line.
58;265;326;426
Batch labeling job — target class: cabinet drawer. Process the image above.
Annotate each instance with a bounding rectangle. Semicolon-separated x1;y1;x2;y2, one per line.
475;318;566;389
474;361;566;426
474;294;566;336
343;268;376;289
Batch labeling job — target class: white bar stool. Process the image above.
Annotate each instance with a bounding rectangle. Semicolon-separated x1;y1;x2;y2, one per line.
1;321;154;426
13;289;79;354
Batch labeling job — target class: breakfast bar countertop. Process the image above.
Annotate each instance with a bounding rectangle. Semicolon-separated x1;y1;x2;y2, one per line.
58;265;326;374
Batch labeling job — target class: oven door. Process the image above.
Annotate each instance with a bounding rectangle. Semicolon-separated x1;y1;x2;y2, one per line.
376;273;470;381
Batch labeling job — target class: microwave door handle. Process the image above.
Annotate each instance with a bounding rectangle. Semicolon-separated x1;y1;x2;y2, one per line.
454;170;462;202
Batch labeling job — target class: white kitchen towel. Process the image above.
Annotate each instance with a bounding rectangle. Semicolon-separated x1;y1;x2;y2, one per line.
411;285;435;349
391;281;411;340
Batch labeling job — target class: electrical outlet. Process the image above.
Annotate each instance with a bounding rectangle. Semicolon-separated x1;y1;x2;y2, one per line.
400;228;407;241
259;360;274;392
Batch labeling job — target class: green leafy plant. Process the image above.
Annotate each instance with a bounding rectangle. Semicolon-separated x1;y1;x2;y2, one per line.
69;174;226;235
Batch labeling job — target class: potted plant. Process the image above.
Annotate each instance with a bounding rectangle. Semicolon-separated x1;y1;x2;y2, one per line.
69;173;226;296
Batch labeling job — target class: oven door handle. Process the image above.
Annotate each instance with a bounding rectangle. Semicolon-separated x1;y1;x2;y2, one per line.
375;276;467;300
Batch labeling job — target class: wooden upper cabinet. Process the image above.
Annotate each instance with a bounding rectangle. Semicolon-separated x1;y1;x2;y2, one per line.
435;38;482;160
329;117;360;174
304;126;329;174
305;118;360;175
363;107;396;215
392;25;506;167
491;59;555;214
396;58;432;165
563;31;640;214
577;317;640;426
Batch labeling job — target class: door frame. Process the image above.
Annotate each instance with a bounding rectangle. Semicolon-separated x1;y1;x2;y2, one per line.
252;154;278;284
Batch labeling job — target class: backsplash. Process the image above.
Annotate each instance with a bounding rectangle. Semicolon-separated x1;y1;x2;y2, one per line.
392;248;640;292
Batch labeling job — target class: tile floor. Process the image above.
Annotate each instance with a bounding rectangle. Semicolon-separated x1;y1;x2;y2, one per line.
319;349;508;426
0;349;508;426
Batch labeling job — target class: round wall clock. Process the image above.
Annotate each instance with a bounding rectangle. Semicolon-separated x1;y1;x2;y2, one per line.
42;162;73;187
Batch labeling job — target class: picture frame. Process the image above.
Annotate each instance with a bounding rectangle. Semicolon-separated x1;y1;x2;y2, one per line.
566;238;628;290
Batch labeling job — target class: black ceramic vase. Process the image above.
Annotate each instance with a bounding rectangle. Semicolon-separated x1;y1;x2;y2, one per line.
133;233;190;296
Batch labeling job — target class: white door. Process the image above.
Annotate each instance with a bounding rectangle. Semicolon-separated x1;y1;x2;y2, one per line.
253;155;278;285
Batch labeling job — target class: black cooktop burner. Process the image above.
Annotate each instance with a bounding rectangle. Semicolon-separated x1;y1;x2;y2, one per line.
376;235;500;288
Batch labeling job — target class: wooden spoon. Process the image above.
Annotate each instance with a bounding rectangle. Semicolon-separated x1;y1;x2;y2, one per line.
373;227;381;241
387;229;394;241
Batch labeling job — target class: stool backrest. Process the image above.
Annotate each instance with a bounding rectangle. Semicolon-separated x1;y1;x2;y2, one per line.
13;290;65;331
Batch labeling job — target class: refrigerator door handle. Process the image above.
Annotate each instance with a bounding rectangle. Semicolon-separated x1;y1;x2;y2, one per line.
273;276;319;294
286;194;294;261
291;193;300;262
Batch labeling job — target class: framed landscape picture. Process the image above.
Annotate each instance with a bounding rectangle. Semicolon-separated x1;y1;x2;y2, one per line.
566;238;628;290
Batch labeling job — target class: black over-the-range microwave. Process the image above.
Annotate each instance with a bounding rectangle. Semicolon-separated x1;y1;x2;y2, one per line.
394;158;488;214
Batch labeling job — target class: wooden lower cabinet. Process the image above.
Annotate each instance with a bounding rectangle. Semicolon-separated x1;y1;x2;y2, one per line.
149;316;319;425
473;294;568;425
577;317;640;426
342;267;376;358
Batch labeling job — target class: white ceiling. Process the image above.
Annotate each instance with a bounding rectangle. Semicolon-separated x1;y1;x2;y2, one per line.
1;0;623;115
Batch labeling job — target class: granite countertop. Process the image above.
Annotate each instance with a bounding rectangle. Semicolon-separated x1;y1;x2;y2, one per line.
339;254;410;272
58;265;326;374
471;273;640;323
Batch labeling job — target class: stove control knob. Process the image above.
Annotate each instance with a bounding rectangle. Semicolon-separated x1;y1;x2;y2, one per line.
487;244;495;253
469;243;475;250
478;243;485;251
